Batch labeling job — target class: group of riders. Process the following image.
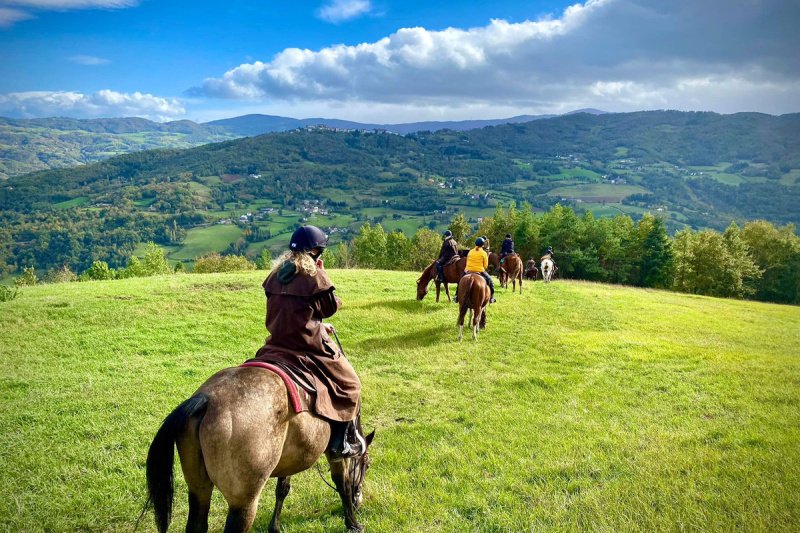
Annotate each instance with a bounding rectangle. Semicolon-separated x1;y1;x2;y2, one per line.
248;225;555;462
435;230;556;303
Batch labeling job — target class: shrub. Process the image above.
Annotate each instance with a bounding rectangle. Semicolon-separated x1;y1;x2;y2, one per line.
14;267;37;287
0;285;19;302
141;242;172;276
82;261;115;281
193;253;256;273
46;265;78;284
255;249;272;270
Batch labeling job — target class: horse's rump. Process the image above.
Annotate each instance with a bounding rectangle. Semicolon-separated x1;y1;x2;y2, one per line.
240;361;312;413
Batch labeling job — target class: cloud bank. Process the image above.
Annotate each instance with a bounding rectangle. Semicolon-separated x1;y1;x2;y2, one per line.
198;0;800;115
0;90;186;121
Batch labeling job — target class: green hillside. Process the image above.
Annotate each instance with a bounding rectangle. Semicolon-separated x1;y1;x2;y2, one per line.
1;271;798;531
2;111;799;276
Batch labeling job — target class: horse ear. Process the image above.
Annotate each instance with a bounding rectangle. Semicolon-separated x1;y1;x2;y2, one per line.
365;430;376;446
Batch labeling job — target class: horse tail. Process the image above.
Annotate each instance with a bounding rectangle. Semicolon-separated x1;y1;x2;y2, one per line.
144;394;209;533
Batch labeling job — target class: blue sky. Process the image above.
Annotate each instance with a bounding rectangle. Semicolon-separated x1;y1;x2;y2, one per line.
0;0;798;122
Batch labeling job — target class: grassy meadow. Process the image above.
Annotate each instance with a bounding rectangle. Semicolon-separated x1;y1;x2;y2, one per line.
1;271;799;531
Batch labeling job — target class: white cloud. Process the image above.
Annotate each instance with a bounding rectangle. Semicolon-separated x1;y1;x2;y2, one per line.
316;0;372;23
198;0;800;116
69;54;110;65
0;6;30;26
0;90;186;121
1;0;136;8
0;0;137;27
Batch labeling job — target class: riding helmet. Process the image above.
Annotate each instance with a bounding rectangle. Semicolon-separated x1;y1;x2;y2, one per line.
289;225;329;252
505;233;512;238
443;230;453;238
475;237;485;247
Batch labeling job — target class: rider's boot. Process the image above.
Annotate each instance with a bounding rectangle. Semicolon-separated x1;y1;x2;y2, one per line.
328;420;365;459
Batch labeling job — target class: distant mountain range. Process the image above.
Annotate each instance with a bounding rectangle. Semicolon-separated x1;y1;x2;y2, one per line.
0;109;606;179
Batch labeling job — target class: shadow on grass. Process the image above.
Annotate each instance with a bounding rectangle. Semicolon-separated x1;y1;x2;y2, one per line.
348;298;449;314
353;324;452;351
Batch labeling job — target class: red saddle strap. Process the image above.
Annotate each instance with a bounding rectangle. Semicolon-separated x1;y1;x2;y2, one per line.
239;362;304;413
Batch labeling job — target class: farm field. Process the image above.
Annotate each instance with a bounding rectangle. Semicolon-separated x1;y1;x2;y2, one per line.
547;183;649;202
1;271;799;531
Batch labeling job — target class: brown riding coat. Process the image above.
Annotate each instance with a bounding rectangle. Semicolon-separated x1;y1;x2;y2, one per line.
437;237;459;264
250;266;361;422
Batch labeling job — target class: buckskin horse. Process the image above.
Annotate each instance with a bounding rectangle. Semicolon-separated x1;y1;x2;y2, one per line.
144;365;375;533
416;254;467;302
457;273;490;341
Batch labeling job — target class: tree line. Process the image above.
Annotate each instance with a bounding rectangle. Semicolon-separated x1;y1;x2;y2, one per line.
326;204;800;305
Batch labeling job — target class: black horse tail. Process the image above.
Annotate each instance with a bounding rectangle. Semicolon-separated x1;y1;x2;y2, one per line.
143;394;209;533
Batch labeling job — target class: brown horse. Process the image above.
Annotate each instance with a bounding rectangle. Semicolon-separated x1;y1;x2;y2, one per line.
144;367;375;533
457;273;490;341
416;256;466;302
524;261;539;281
489;253;523;293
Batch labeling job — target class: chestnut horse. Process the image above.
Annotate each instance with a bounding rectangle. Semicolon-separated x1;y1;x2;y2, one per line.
416;256;467;302
144;367;374;533
457;273;490;341
489;253;523;293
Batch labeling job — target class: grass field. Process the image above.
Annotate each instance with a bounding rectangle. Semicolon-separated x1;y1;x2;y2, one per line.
1;271;799;531
168;225;244;261
547;183;649;202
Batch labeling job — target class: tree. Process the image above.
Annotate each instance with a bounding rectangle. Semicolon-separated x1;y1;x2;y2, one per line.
721;222;761;297
408;228;442;270
352;224;388;269
637;214;673;288
448;213;471;245
141;242;172;276
385;231;412;270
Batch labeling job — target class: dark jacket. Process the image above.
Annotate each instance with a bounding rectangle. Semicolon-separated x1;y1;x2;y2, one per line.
251;264;360;422
437;237;459;263
501;238;514;255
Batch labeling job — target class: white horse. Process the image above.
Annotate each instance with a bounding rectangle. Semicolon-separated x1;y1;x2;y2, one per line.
541;258;555;282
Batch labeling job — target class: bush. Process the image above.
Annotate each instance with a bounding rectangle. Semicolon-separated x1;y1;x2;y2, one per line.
193;253;256;273
46;265;78;284
255;249;272;270
141;242;172;276
14;267;37;287
0;285;19;302
82;261;115;281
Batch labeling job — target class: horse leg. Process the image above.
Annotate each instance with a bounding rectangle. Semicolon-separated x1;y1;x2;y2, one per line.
444;282;451;302
223;502;261;533
267;477;291;533
177;416;213;533
435;281;441;303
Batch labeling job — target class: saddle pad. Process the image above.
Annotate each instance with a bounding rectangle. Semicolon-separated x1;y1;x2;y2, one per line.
239;361;309;413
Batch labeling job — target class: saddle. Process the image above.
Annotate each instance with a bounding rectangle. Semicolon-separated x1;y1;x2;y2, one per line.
443;255;460;267
239;361;313;414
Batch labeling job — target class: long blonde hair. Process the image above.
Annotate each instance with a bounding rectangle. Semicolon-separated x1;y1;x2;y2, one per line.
271;250;318;277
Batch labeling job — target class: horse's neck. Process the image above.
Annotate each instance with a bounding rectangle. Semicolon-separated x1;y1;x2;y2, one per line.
422;262;436;282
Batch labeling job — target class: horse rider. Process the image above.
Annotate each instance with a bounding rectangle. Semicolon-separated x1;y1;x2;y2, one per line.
435;230;460;283
542;246;554;261
481;235;490;251
455;237;496;304
525;257;537;277
250;225;365;458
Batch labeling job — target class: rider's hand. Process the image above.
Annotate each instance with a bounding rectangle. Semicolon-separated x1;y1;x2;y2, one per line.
316;258;324;269
323;323;335;335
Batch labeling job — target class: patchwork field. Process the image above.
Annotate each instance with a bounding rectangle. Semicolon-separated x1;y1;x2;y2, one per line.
1;271;799;531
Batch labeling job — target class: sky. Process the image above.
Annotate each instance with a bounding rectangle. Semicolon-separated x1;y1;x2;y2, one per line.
0;0;798;123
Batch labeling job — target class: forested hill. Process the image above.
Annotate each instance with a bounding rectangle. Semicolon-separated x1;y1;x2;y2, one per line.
0;112;559;179
1;110;799;277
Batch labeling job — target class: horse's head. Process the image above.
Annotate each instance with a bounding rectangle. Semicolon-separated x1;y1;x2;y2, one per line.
347;430;375;509
416;277;430;300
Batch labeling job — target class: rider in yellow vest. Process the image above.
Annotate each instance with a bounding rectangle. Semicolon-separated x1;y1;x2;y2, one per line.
456;237;496;303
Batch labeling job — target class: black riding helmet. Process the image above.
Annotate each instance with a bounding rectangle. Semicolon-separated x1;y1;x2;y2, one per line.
289;225;328;252
443;230;453;238
475;237;486;247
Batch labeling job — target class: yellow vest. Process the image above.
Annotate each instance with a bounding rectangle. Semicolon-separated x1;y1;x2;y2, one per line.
465;247;488;273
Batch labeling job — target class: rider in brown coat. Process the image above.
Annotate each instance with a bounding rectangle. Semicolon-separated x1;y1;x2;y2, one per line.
250;225;364;457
